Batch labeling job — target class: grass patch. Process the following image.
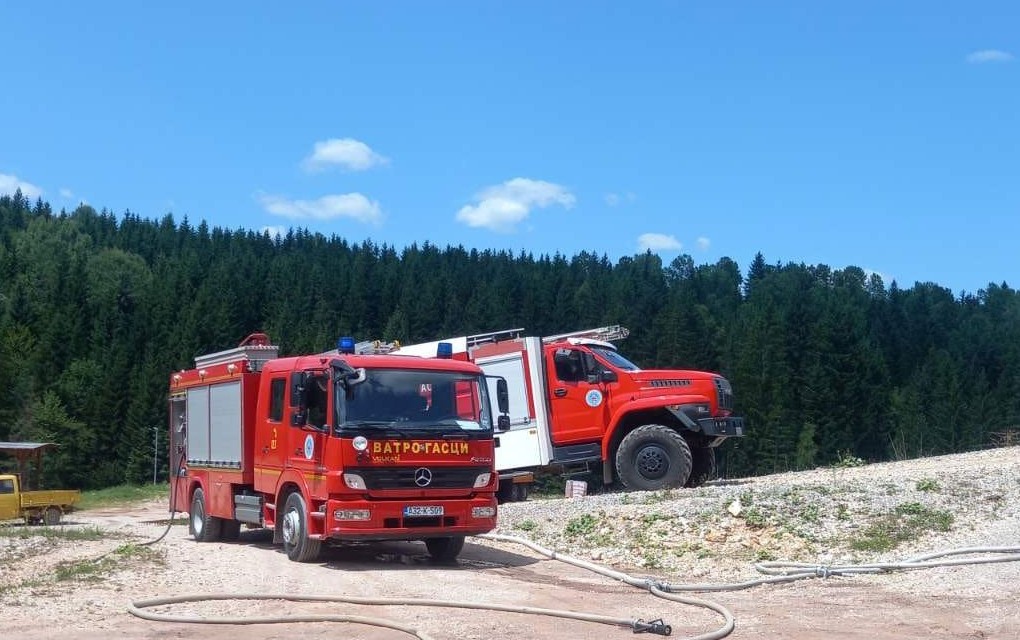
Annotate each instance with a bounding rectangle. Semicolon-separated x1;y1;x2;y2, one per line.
78;483;169;510
0;525;108;541
915;478;940;492
515;519;537;532
850;502;954;553
564;513;598;538
54;543;163;583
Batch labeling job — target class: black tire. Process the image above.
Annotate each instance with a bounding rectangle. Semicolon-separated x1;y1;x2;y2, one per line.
281;492;321;563
43;506;62;526
496;479;513;504
221;519;242;540
685;447;717;488
190;487;223;542
425;536;465;562
615;424;693;491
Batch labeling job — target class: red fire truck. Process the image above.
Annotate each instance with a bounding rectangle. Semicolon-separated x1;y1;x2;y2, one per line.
169;333;508;562
395;326;744;499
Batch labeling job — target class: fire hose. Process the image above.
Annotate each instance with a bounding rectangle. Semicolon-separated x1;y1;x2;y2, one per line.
128;526;1020;639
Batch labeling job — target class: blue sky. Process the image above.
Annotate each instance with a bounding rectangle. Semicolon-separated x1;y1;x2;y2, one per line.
1;2;1017;294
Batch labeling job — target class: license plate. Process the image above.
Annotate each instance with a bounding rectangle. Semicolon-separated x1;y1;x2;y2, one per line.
403;505;444;517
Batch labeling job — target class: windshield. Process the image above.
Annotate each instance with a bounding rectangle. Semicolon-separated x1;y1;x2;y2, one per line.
340;368;493;433
591;346;641;371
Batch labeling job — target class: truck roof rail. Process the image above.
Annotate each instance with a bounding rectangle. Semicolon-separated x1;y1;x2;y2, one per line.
543;325;630;343
465;328;526;348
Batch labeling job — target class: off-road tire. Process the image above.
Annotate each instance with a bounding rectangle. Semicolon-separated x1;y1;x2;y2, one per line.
685;446;717;488
43;506;62;526
281;492;321;563
221;519;242;540
425;536;466;562
615;424;693;491
190;487;223;542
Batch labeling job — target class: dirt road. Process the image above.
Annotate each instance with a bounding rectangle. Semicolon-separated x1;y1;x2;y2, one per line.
2;498;1017;640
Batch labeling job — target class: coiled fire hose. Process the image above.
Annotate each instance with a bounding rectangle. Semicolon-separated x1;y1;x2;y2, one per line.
128;527;1020;639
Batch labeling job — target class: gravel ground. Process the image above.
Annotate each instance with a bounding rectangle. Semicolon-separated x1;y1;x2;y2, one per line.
1;446;1018;639
490;446;1020;588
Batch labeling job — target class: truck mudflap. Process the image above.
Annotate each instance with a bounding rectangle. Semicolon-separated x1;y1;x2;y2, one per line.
697;416;745;437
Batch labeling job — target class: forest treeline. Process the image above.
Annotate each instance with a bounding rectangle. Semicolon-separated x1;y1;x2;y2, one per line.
1;191;1018;488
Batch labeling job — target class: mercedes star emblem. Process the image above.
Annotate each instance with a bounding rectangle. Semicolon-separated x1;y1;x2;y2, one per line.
414;467;433;487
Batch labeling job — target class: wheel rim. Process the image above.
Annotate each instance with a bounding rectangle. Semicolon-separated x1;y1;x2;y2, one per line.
282;507;301;546
636;444;670;480
192;499;204;535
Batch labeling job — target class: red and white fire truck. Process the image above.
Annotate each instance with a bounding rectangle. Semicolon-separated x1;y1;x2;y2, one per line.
169;333;508;562
395;326;744;500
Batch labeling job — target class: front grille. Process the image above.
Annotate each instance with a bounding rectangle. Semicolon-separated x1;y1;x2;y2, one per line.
714;377;734;411
648;379;692;388
348;466;488;490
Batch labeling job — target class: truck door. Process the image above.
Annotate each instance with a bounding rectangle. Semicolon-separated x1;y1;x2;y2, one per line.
0;477;18;520
545;347;609;445
284;371;328;491
254;376;288;494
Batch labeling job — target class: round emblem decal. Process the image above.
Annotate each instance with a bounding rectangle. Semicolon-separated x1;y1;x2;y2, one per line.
585;390;603;407
304;434;314;460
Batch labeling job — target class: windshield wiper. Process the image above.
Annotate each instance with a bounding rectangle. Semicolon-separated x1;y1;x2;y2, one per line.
342;421;410;437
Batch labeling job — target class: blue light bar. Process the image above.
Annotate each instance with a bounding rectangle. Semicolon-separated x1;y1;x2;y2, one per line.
338;337;356;354
436;342;453;359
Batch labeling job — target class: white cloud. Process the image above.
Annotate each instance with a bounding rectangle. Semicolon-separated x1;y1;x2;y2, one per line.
301;138;389;172
260;225;288;238
0;173;43;199
59;187;74;199
604;191;637;207
258;192;383;224
456;178;575;233
696;236;711;251
966;49;1014;63
638;233;682;251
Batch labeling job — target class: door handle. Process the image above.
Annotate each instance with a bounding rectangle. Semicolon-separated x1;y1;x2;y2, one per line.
554;388;567;397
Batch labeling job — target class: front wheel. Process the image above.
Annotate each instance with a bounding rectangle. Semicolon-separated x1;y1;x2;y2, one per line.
425;536;465;562
615;424;693;491
281;492;321;563
190;487;222;542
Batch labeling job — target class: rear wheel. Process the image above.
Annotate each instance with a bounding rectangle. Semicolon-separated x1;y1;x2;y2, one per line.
190;487;222;542
425;536;465;562
615;424;693;491
281;492;321;562
43;506;62;526
685;447;717;488
221;519;242;540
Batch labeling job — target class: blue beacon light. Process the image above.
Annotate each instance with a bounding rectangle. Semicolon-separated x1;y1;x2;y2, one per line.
436;342;453;359
338;337;356;354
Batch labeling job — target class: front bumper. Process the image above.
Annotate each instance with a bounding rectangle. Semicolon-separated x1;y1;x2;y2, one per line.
697;416;746;437
324;495;497;541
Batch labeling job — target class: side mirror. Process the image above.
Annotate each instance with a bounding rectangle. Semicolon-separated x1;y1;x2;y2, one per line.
497;415;511;432
601;369;618;383
496;378;510;415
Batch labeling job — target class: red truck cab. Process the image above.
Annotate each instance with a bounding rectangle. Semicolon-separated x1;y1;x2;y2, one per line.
170;334;506;562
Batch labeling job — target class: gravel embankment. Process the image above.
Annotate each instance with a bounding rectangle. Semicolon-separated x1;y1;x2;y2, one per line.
485;447;1020;586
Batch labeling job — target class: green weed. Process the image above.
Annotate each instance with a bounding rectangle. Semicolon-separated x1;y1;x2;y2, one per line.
850;503;953;553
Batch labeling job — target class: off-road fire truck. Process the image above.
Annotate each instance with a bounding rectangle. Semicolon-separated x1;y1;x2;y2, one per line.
395;326;744;500
169;333;508;562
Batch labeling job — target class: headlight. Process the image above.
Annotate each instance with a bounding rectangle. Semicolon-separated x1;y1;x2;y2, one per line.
473;472;492;488
334;509;371;521
343;473;366;490
352;436;368;451
472;506;496;518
